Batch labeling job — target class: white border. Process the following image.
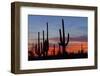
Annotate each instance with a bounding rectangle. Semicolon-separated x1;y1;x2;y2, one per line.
20;6;95;70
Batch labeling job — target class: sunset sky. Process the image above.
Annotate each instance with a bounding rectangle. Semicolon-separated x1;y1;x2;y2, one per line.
28;15;88;54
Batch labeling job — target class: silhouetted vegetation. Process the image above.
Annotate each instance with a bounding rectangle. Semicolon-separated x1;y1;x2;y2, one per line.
28;19;88;61
58;19;69;56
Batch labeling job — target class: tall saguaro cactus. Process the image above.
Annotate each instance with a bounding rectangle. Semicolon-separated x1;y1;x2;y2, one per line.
42;30;45;56
40;23;49;57
35;32;42;57
46;22;49;56
43;23;49;56
35;22;50;57
59;19;69;55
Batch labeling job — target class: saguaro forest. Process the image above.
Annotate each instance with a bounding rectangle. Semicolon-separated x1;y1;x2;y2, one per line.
28;15;88;60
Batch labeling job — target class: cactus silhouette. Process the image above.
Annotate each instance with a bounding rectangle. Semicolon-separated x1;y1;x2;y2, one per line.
46;22;49;56
34;23;50;57
41;23;49;57
28;19;88;61
59;19;69;55
34;32;42;57
42;30;45;56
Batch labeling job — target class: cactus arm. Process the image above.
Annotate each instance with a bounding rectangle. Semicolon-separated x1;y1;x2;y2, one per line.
65;33;69;46
59;29;63;43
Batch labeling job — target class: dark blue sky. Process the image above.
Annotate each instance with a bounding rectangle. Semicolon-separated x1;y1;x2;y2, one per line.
28;15;88;41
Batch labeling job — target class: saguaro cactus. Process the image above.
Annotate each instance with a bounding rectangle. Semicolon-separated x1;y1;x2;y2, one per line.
46;22;49;52
43;23;49;56
35;32;42;57
59;19;69;55
42;30;45;56
40;23;50;57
